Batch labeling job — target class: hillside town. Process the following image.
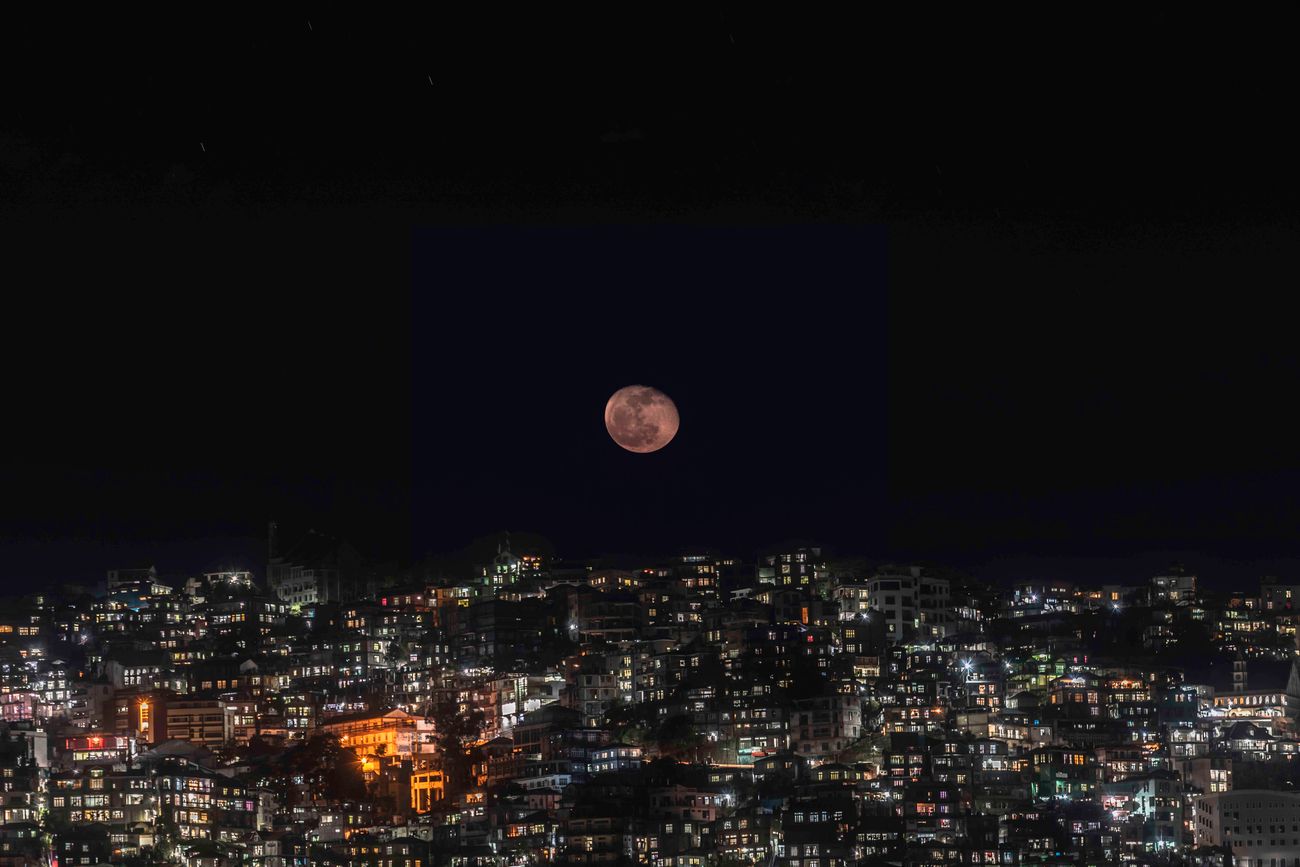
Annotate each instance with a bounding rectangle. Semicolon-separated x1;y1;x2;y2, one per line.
2;531;1299;867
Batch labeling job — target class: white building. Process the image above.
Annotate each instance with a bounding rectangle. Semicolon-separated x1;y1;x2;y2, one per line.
868;566;952;642
1192;790;1300;867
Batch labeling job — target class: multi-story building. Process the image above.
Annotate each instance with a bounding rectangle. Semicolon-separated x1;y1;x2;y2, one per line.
1150;566;1197;607
1099;770;1184;851
165;700;227;750
1260;575;1300;613
266;526;368;607
1192;790;1300;867
107;567;168;596
868;566;953;643
318;708;436;763
790;694;861;758
61;733;134;769
154;761;216;839
0;725;44;825
47;766;159;828
757;548;826;591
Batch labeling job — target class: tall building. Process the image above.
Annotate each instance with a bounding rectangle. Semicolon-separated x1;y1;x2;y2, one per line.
757;547;825;590
868;566;953;643
675;551;738;601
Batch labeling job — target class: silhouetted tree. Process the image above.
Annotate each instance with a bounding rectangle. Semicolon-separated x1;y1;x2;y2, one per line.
654;714;704;761
272;732;366;806
432;696;485;796
603;697;655;745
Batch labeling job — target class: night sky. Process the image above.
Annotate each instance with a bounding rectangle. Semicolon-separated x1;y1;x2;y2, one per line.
3;9;1300;588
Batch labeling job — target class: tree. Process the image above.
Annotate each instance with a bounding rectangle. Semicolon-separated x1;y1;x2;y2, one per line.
1158;616;1213;660
756;769;795;800
603;698;655;745
654;714;705;761
281;612;308;637
385;639;408;668
432;697;485;796
274;732;367;806
786;654;829;701
152;812;182;863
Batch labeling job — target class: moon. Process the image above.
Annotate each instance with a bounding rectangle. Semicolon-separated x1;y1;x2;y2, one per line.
605;385;679;453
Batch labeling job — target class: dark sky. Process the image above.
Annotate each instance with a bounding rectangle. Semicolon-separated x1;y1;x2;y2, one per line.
411;226;887;559
3;9;1300;588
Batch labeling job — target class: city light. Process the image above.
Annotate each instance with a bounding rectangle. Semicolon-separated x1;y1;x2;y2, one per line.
5;545;1279;863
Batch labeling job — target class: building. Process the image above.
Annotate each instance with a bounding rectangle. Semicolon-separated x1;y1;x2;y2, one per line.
47;766;160;829
154;761;217;839
790;695;861;758
318;708;436;763
757;548;826;591
1260;575;1300;612
266;525;368;607
479;539;546;598
1192;790;1300;867
62;733;134;769
205;571;255;591
589;743;643;774
1151;565;1197;606
1099;769;1184;851
410;769;445;813
867;566;952;643
1178;755;1231;795
166;699;227;749
108;567;166;594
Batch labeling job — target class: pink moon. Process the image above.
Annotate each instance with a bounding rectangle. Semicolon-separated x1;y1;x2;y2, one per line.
604;385;680;453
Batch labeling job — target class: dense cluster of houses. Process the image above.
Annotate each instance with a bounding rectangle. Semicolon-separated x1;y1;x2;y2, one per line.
2;539;1300;867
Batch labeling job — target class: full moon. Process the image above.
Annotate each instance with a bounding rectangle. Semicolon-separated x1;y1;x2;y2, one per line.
605;385;680;453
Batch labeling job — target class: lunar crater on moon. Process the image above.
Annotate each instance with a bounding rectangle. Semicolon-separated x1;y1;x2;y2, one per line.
605;385;679;453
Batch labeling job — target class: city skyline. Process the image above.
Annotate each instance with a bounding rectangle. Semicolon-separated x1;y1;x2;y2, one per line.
2;539;1299;865
4;8;1300;866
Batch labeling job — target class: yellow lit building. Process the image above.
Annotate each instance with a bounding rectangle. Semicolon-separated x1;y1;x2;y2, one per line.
319;708;435;761
410;769;445;813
